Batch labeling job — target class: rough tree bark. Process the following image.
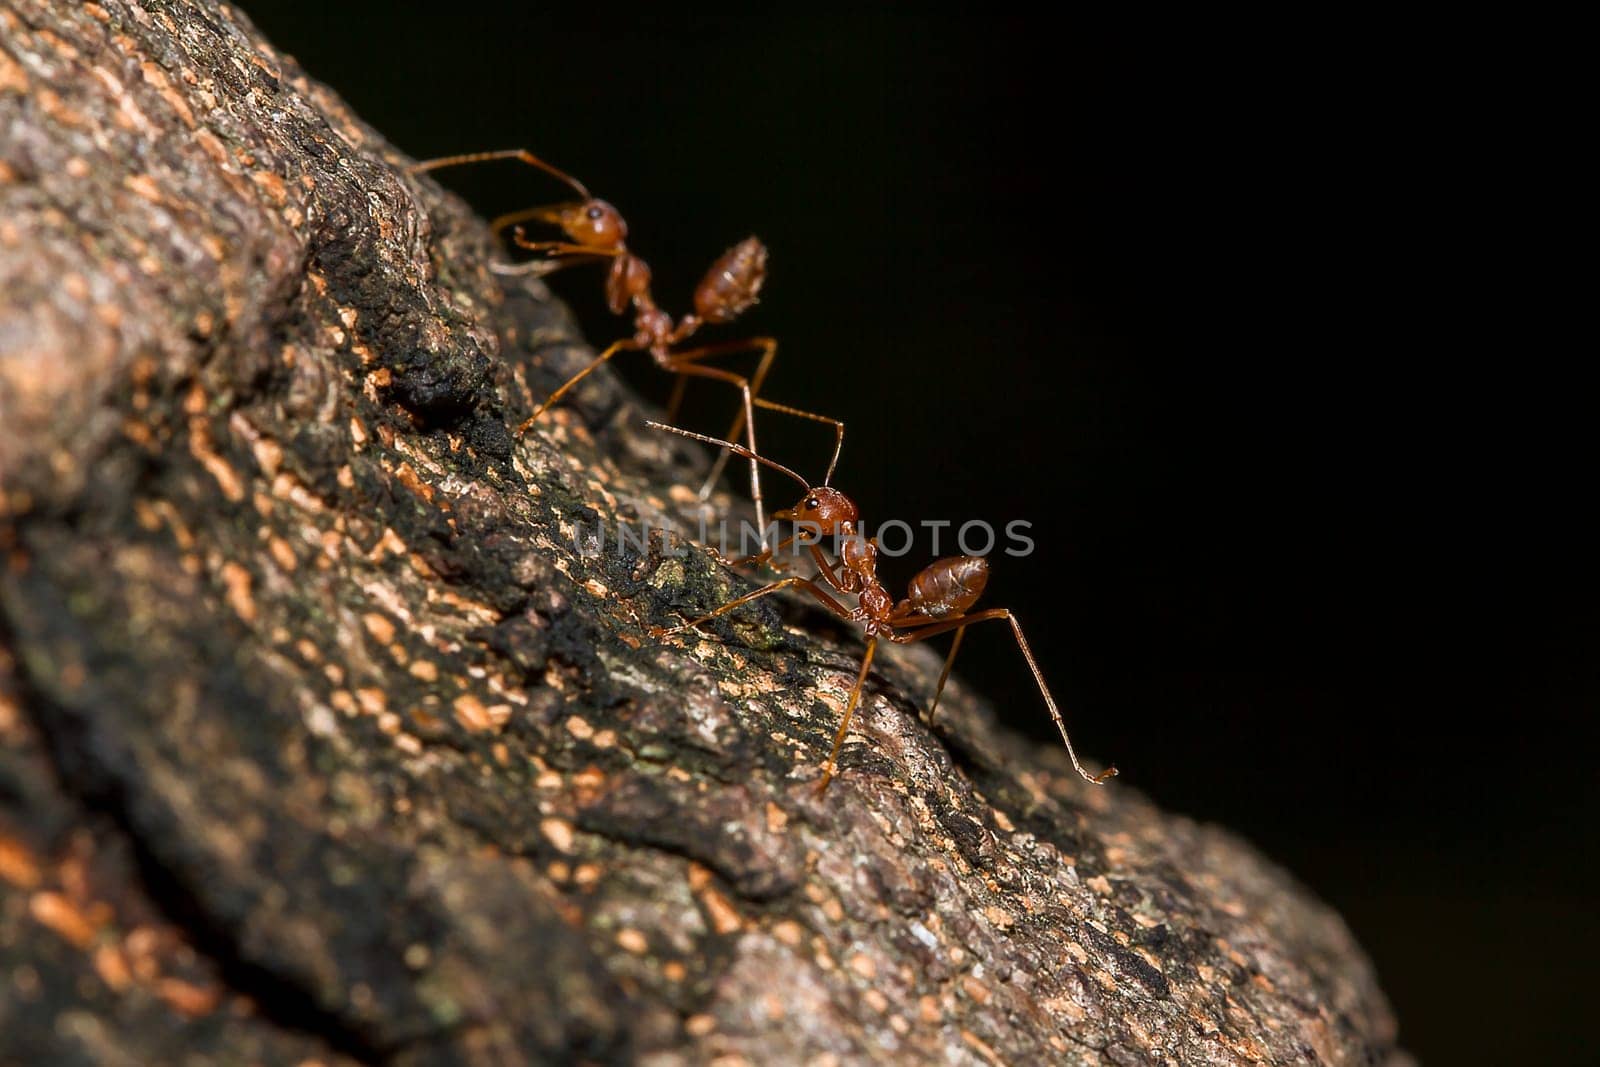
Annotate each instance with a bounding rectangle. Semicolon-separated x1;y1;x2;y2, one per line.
0;2;1410;1064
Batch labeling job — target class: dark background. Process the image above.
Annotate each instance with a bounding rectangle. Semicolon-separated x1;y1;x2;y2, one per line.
243;6;1590;1063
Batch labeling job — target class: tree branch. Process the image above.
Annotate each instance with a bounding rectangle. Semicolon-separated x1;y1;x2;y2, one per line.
0;2;1408;1063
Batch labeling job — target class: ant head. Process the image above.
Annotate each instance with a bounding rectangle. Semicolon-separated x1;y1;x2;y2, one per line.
553;199;627;250
641;422;844;536
775;487;858;538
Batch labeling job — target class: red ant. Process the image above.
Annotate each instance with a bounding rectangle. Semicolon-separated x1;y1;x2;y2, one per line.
408;149;843;543
644;422;1117;793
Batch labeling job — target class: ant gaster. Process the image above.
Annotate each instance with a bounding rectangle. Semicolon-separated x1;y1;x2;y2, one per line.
408;149;844;545
645;422;1117;793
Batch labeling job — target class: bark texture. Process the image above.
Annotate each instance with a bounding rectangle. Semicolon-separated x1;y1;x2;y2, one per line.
0;2;1409;1064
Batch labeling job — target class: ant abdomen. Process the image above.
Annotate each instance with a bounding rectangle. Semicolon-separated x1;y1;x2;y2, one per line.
902;556;990;619
693;237;768;323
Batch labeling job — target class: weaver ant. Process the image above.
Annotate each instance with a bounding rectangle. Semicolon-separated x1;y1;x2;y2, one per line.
408;149;842;544
645;422;1117;793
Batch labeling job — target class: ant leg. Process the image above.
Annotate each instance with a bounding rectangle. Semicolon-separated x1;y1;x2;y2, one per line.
882;597;973;730
804;541;847;587
649;568;875;794
656;361;767;551
664;373;691;424
514;339;638;436
647;339;776;494
649;575;854;638
735;533;841;578
927;624;968;722
819;636;878;794
678;338;779;494
730;533;804;573
888;610;1116;785
732;547;775;570
668;338;847;491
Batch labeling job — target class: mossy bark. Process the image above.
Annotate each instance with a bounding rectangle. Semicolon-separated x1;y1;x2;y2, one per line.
0;2;1408;1063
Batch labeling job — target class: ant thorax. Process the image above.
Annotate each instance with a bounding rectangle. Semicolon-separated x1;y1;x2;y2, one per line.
838;528;874;571
634;305;675;351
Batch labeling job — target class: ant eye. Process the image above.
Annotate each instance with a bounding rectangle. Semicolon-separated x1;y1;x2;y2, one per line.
806;496;820;509
586;205;604;220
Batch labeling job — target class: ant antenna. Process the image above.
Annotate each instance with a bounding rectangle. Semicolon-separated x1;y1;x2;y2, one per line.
408;148;592;200
646;421;812;494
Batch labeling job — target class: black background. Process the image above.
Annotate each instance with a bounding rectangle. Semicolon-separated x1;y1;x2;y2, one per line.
243;6;1590;1063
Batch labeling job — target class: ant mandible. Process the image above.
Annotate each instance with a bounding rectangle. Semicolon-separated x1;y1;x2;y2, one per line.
644;422;1118;793
408;149;843;545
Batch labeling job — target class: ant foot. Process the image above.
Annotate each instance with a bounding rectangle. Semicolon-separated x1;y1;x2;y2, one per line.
514;403;558;438
647;618;688;638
